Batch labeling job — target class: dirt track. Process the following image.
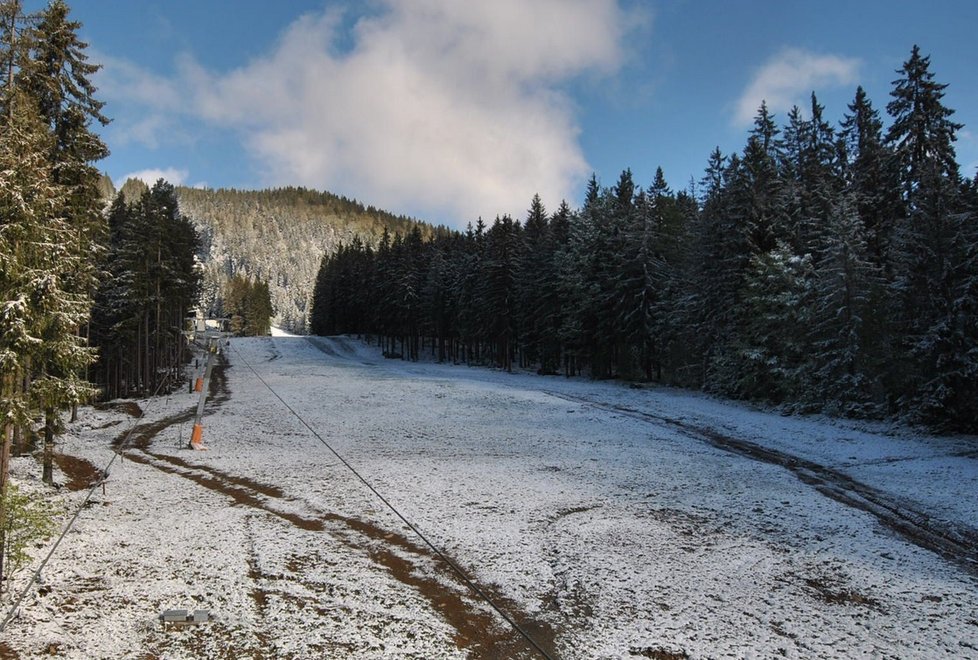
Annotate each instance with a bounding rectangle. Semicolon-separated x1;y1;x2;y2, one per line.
544;391;978;576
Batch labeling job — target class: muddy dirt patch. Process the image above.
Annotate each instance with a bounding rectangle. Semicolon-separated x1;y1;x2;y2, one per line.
94;400;143;417
54;452;103;491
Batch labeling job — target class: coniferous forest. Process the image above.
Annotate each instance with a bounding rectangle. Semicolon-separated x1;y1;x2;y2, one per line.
2;0;110;487
311;46;978;433
0;0;201;491
88;181;201;400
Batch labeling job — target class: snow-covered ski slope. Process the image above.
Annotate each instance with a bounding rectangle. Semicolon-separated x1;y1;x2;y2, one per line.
6;335;977;658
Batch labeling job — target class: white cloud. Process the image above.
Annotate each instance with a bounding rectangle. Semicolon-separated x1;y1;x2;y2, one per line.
117;167;189;189
735;48;860;126
93;51;185;149
109;1;628;226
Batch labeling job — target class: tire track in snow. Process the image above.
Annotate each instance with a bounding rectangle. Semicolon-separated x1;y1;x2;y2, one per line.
108;353;554;659
542;390;978;577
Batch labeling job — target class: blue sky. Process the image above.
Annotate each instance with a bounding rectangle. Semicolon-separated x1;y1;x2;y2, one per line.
44;0;978;228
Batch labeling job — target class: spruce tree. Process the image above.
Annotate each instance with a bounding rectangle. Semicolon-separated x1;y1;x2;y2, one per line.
516;194;557;371
1;91;66;499
736;241;813;403
810;193;883;414
0;91;93;485
482;216;519;369
840;86;901;268
13;0;108;481
556;176;602;376
885;45;971;426
678;148;745;387
886;45;962;197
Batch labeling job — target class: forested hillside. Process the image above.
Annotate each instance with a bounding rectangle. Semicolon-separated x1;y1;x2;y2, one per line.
174;186;438;333
311;46;978;433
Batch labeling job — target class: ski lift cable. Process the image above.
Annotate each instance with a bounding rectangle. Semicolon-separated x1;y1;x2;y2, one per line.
0;372;174;634
231;342;555;660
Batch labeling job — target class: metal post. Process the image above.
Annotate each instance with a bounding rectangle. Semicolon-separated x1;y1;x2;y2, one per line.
189;336;215;449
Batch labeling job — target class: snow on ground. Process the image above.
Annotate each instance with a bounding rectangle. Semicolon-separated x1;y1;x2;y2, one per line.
2;335;977;658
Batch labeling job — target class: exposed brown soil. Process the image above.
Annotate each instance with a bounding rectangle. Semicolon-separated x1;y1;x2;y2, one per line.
110;350;557;659
0;641;21;659
125;443;555;657
803;578;882;610
243;524;275;659
54;452;102;491
94;400;143;418
628;648;689;659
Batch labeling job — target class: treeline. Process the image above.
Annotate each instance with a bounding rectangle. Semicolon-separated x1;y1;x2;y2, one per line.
1;0;109;491
89;181;201;399
311;46;978;433
220;274;273;337
175;185;441;333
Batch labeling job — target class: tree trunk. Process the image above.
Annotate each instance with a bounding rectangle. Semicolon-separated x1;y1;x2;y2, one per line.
144;312;150;395
1;372;12;501
11;365;23;456
42;407;55;485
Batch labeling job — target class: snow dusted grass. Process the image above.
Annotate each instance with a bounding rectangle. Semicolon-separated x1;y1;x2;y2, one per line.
2;335;977;658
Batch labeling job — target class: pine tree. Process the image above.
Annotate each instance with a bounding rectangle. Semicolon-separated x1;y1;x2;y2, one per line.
886;45;962;198
482;216;519;369
588;169;635;377
556;176;602;376
422;237;455;362
840;86;901;268
810;193;884;414
88;195;135;396
1;90;67;503
0;0;29;122
677;148;746;387
12;0;108;481
0;90;94;486
89;183;201;398
736;242;814;403
516;194;554;370
885;45;971;426
454;222;485;363
739;102;785;255
796;93;842;258
617;168;682;381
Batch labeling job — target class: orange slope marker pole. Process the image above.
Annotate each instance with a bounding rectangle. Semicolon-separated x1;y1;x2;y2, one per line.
189;337;216;450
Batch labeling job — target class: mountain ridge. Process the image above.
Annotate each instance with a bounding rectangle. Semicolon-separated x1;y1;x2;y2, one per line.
104;180;439;333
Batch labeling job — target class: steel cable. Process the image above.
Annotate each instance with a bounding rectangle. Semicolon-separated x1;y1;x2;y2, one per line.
0;373;173;633
232;341;555;660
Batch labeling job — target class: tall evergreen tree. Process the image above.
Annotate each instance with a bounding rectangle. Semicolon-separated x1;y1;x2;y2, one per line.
885;45;971;426
482;216;519;369
1;90;70;501
556;176;602;376
840;86;901;267
517;194;557;371
736;241;813;403
810;193;883;414
677;148;743;386
886;45;962;198
0;0;30;122
1;0;107;483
